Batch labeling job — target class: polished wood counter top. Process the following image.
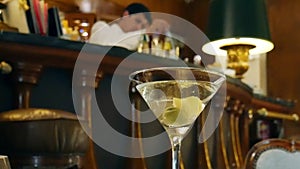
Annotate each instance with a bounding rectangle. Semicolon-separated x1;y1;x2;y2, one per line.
0;32;252;90
0;31;187;74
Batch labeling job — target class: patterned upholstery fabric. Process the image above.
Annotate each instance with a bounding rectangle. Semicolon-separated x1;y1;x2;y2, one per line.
243;138;300;169
256;149;300;169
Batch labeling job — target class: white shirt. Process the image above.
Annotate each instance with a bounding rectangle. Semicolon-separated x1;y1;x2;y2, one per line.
88;21;144;50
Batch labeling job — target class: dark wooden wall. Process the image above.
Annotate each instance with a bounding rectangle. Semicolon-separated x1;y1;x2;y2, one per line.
266;0;300;137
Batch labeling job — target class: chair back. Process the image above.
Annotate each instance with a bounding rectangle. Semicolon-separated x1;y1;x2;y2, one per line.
243;138;300;169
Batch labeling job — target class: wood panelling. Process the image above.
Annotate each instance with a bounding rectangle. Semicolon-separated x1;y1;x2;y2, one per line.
45;0;79;12
266;0;300;136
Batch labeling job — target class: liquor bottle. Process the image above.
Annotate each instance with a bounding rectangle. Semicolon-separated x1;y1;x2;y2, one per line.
137;34;150;54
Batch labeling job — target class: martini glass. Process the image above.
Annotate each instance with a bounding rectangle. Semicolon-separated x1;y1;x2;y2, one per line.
129;67;225;169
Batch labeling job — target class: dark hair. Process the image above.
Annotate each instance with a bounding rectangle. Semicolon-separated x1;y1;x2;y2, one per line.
124;3;152;24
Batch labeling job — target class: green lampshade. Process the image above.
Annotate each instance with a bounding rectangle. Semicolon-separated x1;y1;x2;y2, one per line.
202;0;274;56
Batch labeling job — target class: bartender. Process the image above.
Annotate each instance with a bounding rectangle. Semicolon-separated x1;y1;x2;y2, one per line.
89;2;169;50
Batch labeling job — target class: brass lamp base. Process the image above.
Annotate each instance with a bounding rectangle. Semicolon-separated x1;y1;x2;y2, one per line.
221;45;254;78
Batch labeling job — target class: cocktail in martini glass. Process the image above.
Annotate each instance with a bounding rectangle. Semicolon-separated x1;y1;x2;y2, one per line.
129;67;225;169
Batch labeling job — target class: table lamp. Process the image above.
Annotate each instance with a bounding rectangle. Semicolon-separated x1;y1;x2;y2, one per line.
202;0;274;78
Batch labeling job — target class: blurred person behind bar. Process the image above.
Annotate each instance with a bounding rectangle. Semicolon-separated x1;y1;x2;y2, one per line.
89;2;169;50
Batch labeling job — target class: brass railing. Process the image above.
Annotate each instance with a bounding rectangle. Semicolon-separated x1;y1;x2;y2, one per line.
250;108;299;121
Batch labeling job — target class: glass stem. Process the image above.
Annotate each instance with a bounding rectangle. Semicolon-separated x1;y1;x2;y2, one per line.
171;136;182;169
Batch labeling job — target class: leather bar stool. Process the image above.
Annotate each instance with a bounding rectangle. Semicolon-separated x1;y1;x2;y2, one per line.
0;108;89;169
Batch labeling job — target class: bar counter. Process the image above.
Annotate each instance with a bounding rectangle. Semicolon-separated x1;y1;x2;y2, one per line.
0;31;295;169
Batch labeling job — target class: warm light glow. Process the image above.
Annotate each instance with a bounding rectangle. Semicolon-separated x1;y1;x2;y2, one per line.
77;0;92;13
202;37;274;56
80;22;89;27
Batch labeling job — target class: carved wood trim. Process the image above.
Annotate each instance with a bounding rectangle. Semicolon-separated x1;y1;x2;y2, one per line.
73;70;103;169
202;111;213;169
125;82;148;169
219;117;230;169
11;62;43;108
197;110;213;169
